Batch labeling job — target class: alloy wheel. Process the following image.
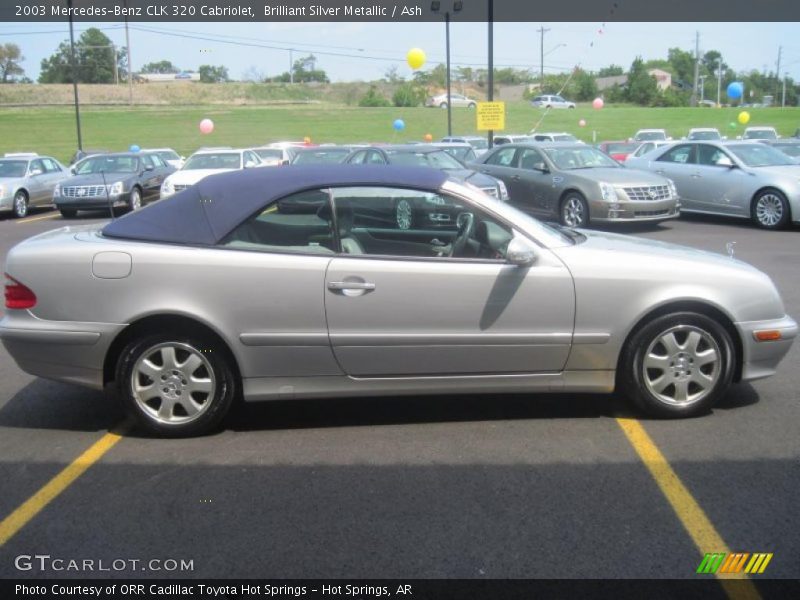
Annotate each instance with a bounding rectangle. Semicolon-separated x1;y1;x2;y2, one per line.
562;196;585;227
396;199;413;230
755;193;784;227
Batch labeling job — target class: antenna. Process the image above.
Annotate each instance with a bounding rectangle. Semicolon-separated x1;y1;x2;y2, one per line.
100;169;114;219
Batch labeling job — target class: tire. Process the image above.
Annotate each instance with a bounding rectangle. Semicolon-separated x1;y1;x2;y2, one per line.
468;102;476;109
13;190;29;218
619;312;735;418
395;198;415;230
116;333;237;437
751;189;790;230
59;207;77;218
568;105;576;109
439;102;448;109
128;186;142;211
559;192;589;227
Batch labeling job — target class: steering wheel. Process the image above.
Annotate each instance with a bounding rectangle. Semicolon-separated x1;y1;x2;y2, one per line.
449;212;475;258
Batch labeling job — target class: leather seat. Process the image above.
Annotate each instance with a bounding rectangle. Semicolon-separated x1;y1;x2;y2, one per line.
317;202;365;255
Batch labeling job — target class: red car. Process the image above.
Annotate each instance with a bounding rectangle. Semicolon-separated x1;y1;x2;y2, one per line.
596;141;640;162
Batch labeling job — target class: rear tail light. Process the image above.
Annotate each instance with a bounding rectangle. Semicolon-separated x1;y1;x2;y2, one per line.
4;273;37;309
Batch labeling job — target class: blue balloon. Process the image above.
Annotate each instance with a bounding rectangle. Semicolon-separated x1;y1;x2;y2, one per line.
726;82;743;100
392;119;406;132
129;144;141;153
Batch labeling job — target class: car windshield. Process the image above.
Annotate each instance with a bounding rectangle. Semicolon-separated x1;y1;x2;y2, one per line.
254;149;284;161
292;149;349;164
155;150;180;161
438;147;471;162
545;147;620;169
744;129;777;140
637;132;666;141
773;143;800;158
688;131;721;140
76;156;139;174
727;144;795;167
183;153;242;170
553;134;578;142
467;138;488;150
605;143;639;154
386;150;465;170
0;160;28;178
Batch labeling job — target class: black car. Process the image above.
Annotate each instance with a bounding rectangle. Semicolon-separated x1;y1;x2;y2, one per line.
343;145;508;230
290;146;356;165
68;148;109;166
55;152;175;218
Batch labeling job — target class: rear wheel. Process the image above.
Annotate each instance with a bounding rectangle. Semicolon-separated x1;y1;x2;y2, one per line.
559;192;589;227
395;198;415;230
59;207;77;218
468;102;476;109
13;190;28;218
751;189;789;229
116;333;237;437
620;312;734;418
439;102;448;109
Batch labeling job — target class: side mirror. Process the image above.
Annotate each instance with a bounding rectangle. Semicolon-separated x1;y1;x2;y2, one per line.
145;165;154;171
506;237;537;267
716;156;734;168
533;162;548;172
69;167;76;175
245;161;257;168
29;168;43;176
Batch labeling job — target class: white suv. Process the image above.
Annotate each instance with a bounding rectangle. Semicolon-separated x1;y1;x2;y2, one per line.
530;95;576;109
742;127;779;141
633;129;671;142
160;148;264;198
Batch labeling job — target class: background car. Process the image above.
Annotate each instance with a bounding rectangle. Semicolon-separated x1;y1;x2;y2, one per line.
627;140;672;161
253;146;296;166
494;134;534;145
142;148;185;169
343;144;508;229
686;128;724;141
440;135;489;156
2;165;794;436
597;141;640;162
0;153;70;218
742;127;779;141
530;95;576;109
425;93;477;109
762;139;800;163
471;142;679;227
290;146;354;165
431;142;478;164
54;151;175;218
68;149;109;165
161;148;264;198
529;132;581;142
626;140;800;229
633;129;670;142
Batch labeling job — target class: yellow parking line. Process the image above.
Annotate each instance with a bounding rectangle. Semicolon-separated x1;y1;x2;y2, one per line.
0;423;128;547
16;212;59;224
616;418;761;600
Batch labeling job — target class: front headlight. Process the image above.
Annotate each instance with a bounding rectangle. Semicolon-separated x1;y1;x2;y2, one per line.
667;178;678;197
0;185;6;197
161;179;174;196
497;179;509;201
52;184;60;197
599;182;618;202
107;181;124;196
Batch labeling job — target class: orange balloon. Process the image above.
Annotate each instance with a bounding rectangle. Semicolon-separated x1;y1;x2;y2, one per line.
424;133;433;142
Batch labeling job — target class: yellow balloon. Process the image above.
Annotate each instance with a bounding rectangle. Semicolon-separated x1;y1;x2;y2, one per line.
738;111;751;125
407;48;426;70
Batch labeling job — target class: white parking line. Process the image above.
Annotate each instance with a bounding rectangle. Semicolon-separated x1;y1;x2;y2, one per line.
15;212;60;224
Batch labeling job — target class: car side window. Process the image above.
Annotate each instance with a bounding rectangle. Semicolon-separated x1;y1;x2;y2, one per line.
245;151;261;166
696;145;730;167
658;144;694;164
330;186;514;260
485;147;518;167
347;150;367;165
140;154;154;169
28;159;45;175
366;151;386;165
41;158;60;173
220;189;335;255
518;148;546;170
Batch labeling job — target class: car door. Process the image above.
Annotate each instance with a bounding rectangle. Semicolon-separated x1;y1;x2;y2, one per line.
137;155;161;200
25;159;49;204
38;158;64;206
476;146;523;201
687;144;747;216
515;147;554;215
323;185;575;377
652;144;698;209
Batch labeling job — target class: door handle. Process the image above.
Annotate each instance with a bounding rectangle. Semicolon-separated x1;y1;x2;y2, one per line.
655;169;665;175
510;175;520;181
328;281;376;291
691;173;701;179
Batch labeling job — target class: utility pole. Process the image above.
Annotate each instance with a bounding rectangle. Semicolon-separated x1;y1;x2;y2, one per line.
698;75;706;103
445;10;452;136
112;43;119;85
716;57;722;106
124;0;132;106
782;72;787;107
775;45;782;99
289;48;294;83
538;27;551;87
67;0;82;151
487;0;493;149
690;31;700;106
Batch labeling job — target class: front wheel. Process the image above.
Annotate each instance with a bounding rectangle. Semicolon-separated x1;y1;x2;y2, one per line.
13;190;29;218
468;102;476;109
751;189;790;230
395;198;414;230
619;312;735;418
116;334;237;437
439;102;448;109
128;187;142;211
559;192;589;227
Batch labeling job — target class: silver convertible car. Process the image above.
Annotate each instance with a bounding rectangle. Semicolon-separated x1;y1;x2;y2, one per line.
626;141;800;229
1;166;796;437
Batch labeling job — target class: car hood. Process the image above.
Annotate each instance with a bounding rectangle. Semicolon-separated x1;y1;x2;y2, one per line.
445;168;498;189
168;168;236;184
62;173;135;186
562;167;668;186
747;164;800;177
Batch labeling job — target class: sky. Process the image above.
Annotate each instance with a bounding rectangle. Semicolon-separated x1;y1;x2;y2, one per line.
2;21;800;84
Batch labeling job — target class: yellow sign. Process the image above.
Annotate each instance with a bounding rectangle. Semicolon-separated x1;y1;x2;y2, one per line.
476;101;505;131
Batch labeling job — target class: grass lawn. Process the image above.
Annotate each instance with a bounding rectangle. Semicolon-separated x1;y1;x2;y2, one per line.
1;102;799;164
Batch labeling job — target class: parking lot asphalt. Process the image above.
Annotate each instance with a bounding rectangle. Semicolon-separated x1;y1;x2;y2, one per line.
0;207;797;584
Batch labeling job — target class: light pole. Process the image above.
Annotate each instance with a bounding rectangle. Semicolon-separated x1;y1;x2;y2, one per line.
431;1;463;137
67;0;82;151
699;75;706;103
782;72;788;107
716;58;723;106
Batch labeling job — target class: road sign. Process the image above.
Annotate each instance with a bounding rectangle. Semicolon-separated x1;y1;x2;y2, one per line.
476;101;505;131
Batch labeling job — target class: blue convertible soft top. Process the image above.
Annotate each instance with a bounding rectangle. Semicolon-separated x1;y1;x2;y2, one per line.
102;164;450;245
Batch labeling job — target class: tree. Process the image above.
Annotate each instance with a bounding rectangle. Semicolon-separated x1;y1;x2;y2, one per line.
667;47;695;86
39;28;123;84
384;65;403;84
626;57;658;105
455;66;473;82
570;68;598;101
0;43;25;83
198;64;229;83
141;60;179;74
392;82;426;107
597;64;624;77
358;85;391;107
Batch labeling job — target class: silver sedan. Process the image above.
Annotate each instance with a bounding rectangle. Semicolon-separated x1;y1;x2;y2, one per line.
0;153;70;218
626;141;800;229
1;165;796;437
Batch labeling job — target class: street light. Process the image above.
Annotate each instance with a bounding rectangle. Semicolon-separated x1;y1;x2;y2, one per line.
431;0;463;137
